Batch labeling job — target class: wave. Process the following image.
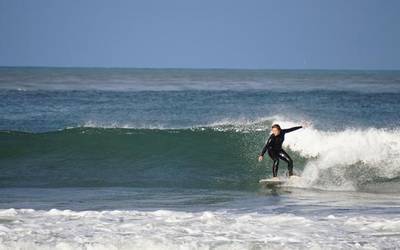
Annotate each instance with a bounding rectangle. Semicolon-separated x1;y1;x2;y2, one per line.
1;117;399;192
0;126;269;190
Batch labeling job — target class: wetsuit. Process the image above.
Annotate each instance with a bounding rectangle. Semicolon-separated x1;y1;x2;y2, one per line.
259;126;302;177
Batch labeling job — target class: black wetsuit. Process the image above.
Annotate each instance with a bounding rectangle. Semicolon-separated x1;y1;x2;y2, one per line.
260;126;302;177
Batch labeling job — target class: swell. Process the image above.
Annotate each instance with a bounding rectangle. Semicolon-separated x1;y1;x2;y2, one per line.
0;127;277;190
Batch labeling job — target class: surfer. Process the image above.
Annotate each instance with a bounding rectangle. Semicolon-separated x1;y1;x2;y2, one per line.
258;124;302;178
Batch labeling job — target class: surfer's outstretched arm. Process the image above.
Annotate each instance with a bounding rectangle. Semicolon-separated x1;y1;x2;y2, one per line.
282;126;302;133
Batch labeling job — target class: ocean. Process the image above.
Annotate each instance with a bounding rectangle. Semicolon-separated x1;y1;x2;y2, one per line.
0;67;400;249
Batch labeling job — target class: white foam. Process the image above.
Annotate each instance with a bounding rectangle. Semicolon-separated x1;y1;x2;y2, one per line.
0;208;398;250
273;119;400;191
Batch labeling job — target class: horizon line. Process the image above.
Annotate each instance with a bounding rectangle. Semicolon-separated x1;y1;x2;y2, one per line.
0;65;399;71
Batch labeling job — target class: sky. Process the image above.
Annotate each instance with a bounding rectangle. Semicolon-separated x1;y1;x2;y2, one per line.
0;0;399;69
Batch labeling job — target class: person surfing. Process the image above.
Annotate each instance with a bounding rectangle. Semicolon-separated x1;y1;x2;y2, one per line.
258;124;303;180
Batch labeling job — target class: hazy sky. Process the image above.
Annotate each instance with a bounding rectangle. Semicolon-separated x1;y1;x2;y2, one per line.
0;0;399;69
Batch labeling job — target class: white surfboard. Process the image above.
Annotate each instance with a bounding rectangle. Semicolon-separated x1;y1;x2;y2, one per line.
259;178;286;187
259;176;302;187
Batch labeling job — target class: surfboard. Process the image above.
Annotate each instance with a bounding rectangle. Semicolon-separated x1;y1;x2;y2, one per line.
259;176;302;187
259;178;286;187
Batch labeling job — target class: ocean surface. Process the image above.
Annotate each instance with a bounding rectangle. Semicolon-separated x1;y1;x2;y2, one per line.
0;67;400;249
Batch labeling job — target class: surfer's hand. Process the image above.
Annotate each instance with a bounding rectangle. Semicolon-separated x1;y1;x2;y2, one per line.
258;155;263;162
301;121;311;128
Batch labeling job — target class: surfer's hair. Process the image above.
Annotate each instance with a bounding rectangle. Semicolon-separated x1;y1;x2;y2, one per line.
271;124;281;130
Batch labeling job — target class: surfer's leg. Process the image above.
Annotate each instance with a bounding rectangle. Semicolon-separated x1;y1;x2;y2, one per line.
272;158;279;177
268;150;279;177
278;149;293;176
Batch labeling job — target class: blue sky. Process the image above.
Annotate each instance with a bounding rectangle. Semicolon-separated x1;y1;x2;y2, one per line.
0;0;399;69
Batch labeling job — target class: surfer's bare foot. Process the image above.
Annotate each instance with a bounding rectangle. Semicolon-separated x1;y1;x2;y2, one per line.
271;177;279;181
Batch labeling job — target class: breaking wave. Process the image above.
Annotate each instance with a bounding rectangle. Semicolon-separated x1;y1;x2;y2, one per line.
1;117;399;192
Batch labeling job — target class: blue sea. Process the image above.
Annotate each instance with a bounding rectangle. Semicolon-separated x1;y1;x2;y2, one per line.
1;67;400;249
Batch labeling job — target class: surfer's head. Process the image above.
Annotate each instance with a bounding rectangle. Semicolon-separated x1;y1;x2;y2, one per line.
271;124;281;136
